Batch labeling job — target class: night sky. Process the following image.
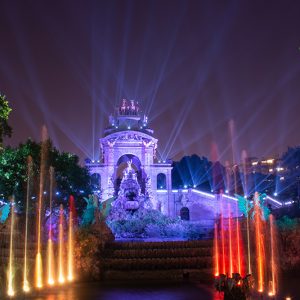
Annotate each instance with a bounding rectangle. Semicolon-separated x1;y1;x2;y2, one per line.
1;0;300;164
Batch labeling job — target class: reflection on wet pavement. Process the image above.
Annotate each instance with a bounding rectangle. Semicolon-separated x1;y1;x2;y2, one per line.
22;281;220;300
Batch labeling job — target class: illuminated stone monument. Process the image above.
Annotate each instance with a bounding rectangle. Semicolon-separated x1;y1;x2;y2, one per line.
87;99;174;216
87;100;274;223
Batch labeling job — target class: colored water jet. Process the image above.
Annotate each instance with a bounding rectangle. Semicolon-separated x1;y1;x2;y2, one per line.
235;200;243;276
47;239;55;285
23;157;32;293
220;195;226;274
35;127;48;288
236;216;242;275
214;222;219;276
67;210;74;281
7;198;15;297
269;214;278;296
35;252;43;289
58;204;65;284
246;198;251;274
228;205;233;276
254;193;265;293
47;167;55;285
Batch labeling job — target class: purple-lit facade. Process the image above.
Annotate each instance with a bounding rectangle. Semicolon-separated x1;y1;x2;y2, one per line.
86;100;281;222
86;100;174;215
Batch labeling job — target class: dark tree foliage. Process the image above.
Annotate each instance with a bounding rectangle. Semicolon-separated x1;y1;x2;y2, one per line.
0;93;12;147
172;154;212;191
212;161;226;193
0;139;92;212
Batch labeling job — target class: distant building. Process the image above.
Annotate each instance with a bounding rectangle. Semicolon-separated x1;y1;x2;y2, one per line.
246;157;285;175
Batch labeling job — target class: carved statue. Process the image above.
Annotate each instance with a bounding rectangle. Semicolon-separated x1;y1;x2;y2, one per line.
130;100;136;114
143;139;152;147
127;159;133;171
145;175;152;188
109;114;114;126
107;139;116;147
108;176;114;187
81;194;95;226
120;99;127;114
0;202;10;224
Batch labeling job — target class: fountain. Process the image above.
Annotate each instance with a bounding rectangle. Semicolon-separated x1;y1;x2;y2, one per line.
67;209;74;282
269;214;278;297
0;134;77;297
254;192;265;293
108;160;153;220
214;191;280;298
35;127;48;289
58;204;65;284
214;223;219;276
7;197;15;297
47;166;55;286
23;157;32;293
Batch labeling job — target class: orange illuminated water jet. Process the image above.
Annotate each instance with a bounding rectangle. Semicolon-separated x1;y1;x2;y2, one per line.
47;238;55;285
23;157;32;293
7;199;15;297
35;252;43;288
35;127;48;288
35;177;44;289
269;214;277;296
254;193;264;293
58;205;65;284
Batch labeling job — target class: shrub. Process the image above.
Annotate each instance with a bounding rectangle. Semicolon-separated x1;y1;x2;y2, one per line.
145;223;162;237
164;223;186;238
277;217;300;271
107;208;207;240
74;228;103;279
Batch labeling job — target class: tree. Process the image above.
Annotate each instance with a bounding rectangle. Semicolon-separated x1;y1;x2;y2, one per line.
0;139;92;212
172;154;212;191
0;93;12;147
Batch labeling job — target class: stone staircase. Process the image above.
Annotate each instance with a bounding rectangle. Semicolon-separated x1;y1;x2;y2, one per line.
101;240;214;282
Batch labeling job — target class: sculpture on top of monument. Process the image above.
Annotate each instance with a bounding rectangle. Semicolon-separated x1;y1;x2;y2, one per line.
107;160;153;221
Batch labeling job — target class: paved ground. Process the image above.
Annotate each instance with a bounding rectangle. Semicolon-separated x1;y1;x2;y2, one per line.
6;275;300;300
17;281;221;300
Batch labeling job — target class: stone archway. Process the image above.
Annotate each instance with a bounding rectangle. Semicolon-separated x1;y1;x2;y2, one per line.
157;173;167;189
115;154;145;195
91;173;101;191
180;207;190;221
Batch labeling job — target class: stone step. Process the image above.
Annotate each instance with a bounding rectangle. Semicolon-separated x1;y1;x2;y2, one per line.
105;240;213;250
103;256;212;270
102;268;214;282
105;247;212;259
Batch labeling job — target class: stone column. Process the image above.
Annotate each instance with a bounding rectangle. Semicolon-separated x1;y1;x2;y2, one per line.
151;171;157;208
166;169;174;217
